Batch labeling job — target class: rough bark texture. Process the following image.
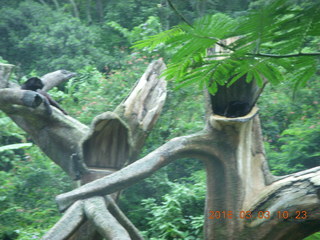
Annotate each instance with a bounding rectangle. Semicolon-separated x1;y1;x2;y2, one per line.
41;69;76;91
84;197;131;240
1;53;319;240
0;63;14;88
79;60;167;183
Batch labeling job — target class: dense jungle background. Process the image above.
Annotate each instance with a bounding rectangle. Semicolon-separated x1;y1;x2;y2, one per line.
0;0;319;239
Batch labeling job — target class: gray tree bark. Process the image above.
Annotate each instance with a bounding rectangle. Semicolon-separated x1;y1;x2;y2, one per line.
0;56;319;240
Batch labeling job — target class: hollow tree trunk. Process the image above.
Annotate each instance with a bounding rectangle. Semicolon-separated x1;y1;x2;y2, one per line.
205;113;320;239
54;97;320;239
1;54;320;240
202;45;320;237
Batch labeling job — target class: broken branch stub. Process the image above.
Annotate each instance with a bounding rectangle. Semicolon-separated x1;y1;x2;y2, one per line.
0;89;43;110
81;112;131;170
116;59;167;155
80;60;167;175
41;70;77;91
207;37;267;118
0;64;14;88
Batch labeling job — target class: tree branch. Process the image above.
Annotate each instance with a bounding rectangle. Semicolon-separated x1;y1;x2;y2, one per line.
84;197;130;240
41;69;76;91
42;201;85;240
56;132;213;211
248;52;320;59
0;89;43;110
0;64;14;88
0;90;89;178
166;0;192;27
245;166;320;239
0;66;88;179
207;44;320;59
68;0;80;18
107;196;144;240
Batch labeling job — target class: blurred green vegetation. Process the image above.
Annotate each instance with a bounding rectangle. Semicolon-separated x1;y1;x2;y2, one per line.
259;77;320;175
0;0;319;239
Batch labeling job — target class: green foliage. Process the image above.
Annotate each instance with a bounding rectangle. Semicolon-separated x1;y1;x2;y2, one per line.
259;76;320;175
139;171;205;240
0;146;73;239
108;16;162;45
0;113;27;171
0;0;252;76
134;0;320;94
0;1;111;74
104;0;160;30
0;57;9;64
106;16;167;61
304;232;320;240
0;0;319;238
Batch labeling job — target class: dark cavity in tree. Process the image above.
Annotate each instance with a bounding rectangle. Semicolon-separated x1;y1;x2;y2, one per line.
224;101;250;118
210;77;263;118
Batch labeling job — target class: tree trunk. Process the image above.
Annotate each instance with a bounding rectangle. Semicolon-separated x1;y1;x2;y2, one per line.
51;0;60;9
95;0;104;22
1;54;320;240
86;0;92;24
69;0;79;18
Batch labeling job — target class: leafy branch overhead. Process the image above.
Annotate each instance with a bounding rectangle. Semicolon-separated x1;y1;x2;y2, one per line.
133;0;320;94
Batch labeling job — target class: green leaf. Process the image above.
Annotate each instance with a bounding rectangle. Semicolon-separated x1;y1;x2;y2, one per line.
133;0;320;92
252;70;264;87
227;71;247;87
132;27;183;50
245;71;254;83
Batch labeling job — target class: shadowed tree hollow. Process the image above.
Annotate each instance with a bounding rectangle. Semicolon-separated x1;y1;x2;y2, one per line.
0;54;320;239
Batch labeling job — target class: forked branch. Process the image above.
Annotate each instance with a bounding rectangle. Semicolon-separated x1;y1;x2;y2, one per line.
56;131;214;211
84;197;131;240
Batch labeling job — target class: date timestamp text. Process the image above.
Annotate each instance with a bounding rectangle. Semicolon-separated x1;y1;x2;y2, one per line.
208;210;308;220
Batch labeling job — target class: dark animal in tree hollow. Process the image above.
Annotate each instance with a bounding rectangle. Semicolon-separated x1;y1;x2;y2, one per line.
224;101;250;118
21;77;68;115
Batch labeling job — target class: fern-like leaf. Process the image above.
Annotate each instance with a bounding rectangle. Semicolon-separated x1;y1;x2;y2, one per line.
132;0;320;94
